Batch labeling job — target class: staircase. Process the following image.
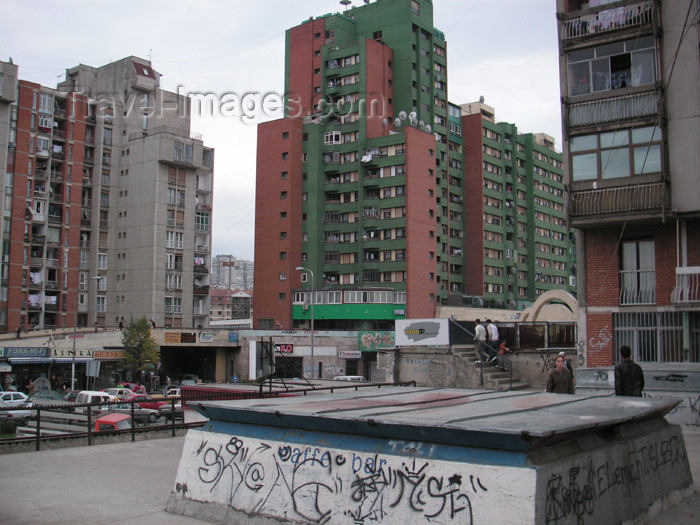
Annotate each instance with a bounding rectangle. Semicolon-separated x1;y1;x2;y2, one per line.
452;344;531;391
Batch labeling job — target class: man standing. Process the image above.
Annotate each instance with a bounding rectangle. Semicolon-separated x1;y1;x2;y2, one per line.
474;319;496;363
486;319;499;347
614;345;645;396
546;355;574;394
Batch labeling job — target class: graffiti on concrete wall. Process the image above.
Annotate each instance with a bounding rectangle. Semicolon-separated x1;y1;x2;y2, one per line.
588;326;612;354
174;430;533;524
544;434;687;524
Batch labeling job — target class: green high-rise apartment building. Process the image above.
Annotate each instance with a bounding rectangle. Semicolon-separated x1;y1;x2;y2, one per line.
253;0;575;331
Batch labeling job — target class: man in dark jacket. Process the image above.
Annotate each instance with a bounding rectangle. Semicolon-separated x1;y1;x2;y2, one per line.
614;345;645;396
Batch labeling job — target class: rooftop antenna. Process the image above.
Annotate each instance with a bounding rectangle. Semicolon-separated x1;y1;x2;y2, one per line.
340;0;351;10
149;48;152;63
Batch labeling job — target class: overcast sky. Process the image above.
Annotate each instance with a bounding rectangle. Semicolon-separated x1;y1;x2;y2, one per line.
1;0;562;261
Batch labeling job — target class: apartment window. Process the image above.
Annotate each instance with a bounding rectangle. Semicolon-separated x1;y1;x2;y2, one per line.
97;253;107;270
195;211;209;231
280;231;287;239
166;231;183;249
282;152;288;159
174;141;193;163
280;211;287;218
39;93;52;114
568;37;657;97
280;191;287;199
570;126;662;181
279;273;286;280
96;296;106;313
282;131;289;139
620;240;655;305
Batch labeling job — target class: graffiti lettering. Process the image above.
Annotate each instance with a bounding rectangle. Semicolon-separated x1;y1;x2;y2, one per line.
588;326;612;353
545;437;686;524
652;374;687;382
593;370;608;382
190;435;486;524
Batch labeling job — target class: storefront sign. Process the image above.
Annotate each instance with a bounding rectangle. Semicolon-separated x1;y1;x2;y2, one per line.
93;350;126;360
3;347;49;358
228;332;239;343
50;348;94;358
274;344;293;353
164;332;182;343
395;319;450;347
180;332;197;343
358;331;396;351
199;332;215;343
338;350;361;359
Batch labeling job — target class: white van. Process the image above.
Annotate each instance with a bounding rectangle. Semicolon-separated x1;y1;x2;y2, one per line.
75;390;117;414
333;375;367;382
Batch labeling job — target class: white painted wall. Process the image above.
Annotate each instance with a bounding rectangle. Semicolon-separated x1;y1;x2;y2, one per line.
172;429;536;524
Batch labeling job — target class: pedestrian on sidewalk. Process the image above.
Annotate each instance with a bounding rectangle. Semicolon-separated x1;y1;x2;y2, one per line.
474;319;498;364
546;355;574;394
614;345;645;397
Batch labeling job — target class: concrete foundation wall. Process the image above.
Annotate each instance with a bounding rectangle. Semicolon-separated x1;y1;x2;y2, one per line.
378;347;566;390
167;420;692;524
532;420;692;524
168;428;537;524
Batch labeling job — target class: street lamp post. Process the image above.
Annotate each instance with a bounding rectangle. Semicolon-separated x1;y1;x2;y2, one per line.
296;266;314;379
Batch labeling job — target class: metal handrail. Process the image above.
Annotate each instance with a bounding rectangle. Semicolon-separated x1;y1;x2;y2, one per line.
448;318;513;389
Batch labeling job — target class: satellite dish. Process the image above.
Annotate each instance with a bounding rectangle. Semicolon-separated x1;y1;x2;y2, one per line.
393;118;401;127
398;111;407;121
409;118;418;127
381;118;388;126
424;124;431;133
418;120;425;128
479;95;485;103
408;111;417;120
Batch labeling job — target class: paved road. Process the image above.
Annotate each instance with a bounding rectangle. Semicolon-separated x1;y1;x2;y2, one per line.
0;426;699;524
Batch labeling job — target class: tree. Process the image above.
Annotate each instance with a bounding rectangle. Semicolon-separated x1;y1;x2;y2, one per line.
121;317;159;380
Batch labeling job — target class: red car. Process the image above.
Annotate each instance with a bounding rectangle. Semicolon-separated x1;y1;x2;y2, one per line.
123;395;167;411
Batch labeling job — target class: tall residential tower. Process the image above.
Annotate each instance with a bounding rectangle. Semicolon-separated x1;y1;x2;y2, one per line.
254;0;576;331
1;57;214;332
556;0;700;366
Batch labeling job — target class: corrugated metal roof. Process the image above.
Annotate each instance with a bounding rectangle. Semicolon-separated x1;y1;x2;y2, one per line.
193;387;678;453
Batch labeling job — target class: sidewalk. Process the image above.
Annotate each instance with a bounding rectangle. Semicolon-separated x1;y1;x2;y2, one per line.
0;426;698;524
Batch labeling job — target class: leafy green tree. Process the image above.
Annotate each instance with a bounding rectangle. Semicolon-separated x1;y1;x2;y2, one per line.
121;317;159;379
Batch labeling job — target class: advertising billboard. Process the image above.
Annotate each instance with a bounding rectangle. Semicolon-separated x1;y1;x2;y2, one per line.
395;319;450;347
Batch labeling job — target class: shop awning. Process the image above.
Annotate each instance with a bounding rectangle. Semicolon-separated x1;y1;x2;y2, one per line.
8;358;93;364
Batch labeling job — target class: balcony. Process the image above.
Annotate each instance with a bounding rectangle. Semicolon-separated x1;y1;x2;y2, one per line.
671;267;700;304
561;0;654;44
194;244;209;253
193;265;209;274
567;90;658;128
570;181;664;224
193;285;210;295
619;269;655;305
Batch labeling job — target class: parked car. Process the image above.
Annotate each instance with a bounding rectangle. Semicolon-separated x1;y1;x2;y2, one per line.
75;391;117;415
333;375;367;382
0;391;29;407
158;401;184;421
63;390;81;403
103;387;135;399
123;395;167;411
110;402;161;424
164;387;181;399
0;404;31;419
26;390;72;406
94;413;132;432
